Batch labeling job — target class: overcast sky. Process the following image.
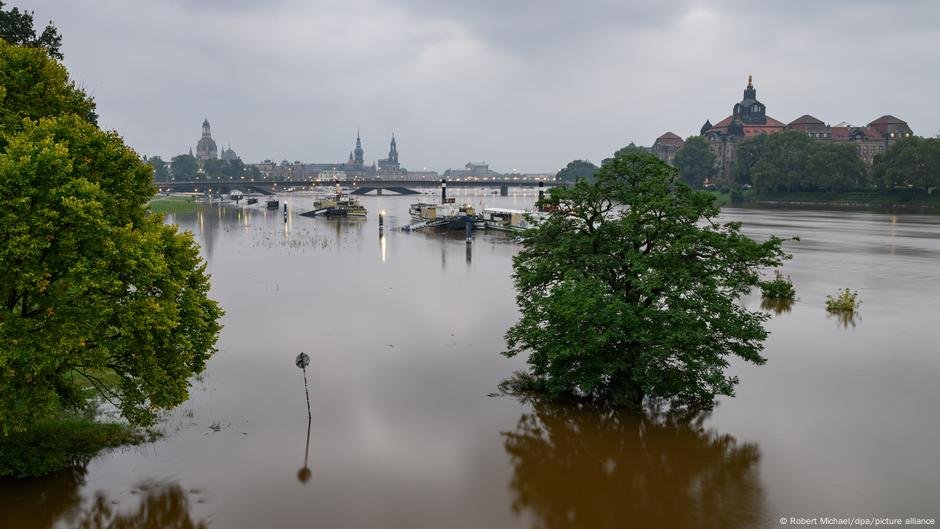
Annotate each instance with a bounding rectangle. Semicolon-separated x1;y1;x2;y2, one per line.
22;0;940;173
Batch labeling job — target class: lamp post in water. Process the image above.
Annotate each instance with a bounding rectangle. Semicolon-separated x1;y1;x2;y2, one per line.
295;352;311;419
295;352;312;484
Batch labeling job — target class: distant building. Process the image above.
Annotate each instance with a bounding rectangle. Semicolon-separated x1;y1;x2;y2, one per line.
195;119;218;161
377;134;401;174
698;77;915;182
786;114;914;165
702;76;786;181
346;131;366;171
651;132;685;165
443;161;500;179
220;144;238;162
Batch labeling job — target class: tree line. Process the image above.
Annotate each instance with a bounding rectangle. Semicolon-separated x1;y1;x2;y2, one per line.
147;154;261;182
559;132;940;195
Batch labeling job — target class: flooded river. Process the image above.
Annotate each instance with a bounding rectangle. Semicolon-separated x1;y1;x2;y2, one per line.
2;190;939;528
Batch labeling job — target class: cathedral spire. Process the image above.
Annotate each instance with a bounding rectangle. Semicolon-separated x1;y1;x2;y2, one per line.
748;74;752;89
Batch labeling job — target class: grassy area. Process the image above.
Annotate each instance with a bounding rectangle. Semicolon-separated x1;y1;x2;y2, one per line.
148;194;199;214
0;414;143;478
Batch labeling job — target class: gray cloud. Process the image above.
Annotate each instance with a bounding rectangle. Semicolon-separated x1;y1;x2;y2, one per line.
21;0;940;172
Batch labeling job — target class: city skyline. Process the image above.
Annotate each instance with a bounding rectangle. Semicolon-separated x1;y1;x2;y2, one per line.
22;0;940;172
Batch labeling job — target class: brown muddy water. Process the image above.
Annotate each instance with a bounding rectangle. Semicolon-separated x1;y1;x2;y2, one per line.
2;190;939;528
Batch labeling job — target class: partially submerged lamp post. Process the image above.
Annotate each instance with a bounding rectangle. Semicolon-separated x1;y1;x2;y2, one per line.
295;352;312;483
295;352;311;419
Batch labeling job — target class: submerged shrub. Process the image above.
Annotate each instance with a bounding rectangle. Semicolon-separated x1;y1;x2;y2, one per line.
825;289;861;312
760;270;796;300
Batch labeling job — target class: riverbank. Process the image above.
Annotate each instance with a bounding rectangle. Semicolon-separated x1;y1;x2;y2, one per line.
0;415;143;478
710;190;940;210
149;194;199;214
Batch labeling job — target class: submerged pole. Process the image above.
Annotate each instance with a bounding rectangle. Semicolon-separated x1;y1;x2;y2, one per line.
295;352;311;419
538;181;544;211
441;178;447;204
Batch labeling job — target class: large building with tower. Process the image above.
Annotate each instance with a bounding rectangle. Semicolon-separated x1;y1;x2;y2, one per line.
648;77;916;182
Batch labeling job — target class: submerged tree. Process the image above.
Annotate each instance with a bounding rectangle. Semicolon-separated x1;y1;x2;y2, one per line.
0;40;222;434
504;151;788;409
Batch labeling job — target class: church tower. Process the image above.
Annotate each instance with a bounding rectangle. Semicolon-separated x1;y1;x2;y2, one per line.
388;134;398;164
353;131;364;169
196;118;218;161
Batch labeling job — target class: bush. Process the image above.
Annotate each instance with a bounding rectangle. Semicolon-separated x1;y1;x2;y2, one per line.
0;416;142;477
825;288;860;312
760;270;796;300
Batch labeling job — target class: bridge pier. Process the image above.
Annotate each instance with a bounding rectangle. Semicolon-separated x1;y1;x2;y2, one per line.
500;184;509;197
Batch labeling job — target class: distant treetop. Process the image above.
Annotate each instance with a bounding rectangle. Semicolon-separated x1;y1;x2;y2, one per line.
0;1;62;59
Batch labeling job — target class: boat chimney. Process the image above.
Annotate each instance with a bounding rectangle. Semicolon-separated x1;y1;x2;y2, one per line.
441;178;447;204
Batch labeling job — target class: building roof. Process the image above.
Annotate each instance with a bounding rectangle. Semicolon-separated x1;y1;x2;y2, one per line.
706;114;785;136
830;127;850;141
788;114;825;126
654;132;684;146
868;115;907;126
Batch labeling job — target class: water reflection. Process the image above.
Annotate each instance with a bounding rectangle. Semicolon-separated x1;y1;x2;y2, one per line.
0;466;87;529
760;297;794;315
75;481;207;529
0;467;207;529
503;401;765;529
827;310;860;329
297;417;312;484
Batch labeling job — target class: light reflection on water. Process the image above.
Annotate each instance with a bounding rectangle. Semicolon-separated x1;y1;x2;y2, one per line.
2;194;939;528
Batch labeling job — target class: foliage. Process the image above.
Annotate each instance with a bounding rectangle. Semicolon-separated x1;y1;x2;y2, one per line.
170;153;198;180
0;1;62;59
201;157;245;180
760;270;796;300
871;136;940;193
0;41;222;435
147;155;169;181
0;40;96;137
825;288;860;312
555;159;598;183
734;130;868;193
672;135;715;189
504;151;789;410
602;143;646;166
0;414;140;477
731;134;767;186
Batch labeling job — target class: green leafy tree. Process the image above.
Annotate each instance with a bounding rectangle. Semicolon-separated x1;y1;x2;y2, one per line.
170;153;198;180
147;155;169;182
555;159;598;183
0;41;96;135
731;133;767;187
202;158;223;178
0;40;222;434
504;151;788;409
602;142;646;166
672;136;715;189
748;131;813;193
222;158;244;180
806;141;867;192
0;1;61;59
872;136;940;193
